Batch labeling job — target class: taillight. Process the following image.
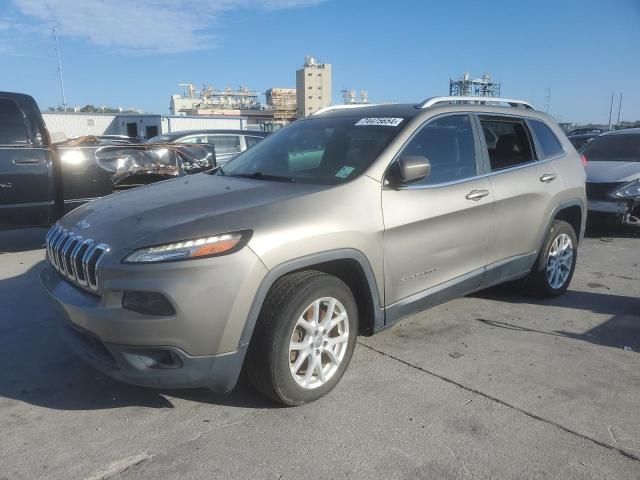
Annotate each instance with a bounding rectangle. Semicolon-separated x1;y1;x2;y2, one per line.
580;154;588;167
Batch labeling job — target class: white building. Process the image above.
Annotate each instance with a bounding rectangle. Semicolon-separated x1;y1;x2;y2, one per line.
296;56;332;117
42;112;248;140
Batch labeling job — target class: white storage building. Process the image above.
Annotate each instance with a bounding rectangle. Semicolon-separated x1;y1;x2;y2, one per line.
42;113;248;140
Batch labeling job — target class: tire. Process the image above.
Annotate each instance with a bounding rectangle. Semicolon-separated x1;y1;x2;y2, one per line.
245;271;358;406
526;219;578;297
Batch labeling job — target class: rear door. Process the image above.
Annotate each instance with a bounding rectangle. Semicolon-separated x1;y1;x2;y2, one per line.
479;115;564;285
382;114;493;316
0;96;53;228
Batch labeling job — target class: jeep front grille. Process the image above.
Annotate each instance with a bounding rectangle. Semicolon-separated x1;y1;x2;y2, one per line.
45;224;109;293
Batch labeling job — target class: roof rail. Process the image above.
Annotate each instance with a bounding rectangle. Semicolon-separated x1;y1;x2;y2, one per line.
417;96;534;110
311;104;378;116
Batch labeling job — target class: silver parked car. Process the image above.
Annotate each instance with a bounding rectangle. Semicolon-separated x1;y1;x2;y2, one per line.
145;129;268;166
583;128;640;226
41;96;586;405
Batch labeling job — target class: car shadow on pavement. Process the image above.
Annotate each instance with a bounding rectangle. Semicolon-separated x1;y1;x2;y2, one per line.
474;287;640;352
585;224;640;239
0;261;278;412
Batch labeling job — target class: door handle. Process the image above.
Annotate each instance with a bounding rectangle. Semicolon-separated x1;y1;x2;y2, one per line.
13;159;42;165
540;173;557;183
465;189;490;201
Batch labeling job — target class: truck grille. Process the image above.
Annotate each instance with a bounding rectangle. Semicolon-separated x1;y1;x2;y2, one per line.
45;224;109;293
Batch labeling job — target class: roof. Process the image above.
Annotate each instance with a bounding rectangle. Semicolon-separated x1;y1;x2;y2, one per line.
602;128;640;136
151;129;269;140
309;103;423;119
309;99;545;121
568;133;601;139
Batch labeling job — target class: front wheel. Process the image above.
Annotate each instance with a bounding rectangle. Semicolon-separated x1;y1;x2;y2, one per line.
245;271;358;406
526;219;578;297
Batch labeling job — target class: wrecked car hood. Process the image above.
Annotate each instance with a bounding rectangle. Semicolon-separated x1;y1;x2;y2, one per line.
586;161;640;183
55;141;215;190
57;172;327;251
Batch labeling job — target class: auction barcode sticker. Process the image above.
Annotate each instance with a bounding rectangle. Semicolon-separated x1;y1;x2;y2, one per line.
355;117;404;127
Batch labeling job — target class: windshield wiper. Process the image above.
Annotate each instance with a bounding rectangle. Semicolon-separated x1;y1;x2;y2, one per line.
229;172;296;183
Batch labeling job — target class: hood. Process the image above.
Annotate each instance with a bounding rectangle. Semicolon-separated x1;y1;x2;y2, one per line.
585;161;640;183
58;173;327;252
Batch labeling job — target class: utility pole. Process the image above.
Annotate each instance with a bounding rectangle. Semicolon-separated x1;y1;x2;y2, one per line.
52;19;67;112
544;87;551;113
608;91;614;131
616;92;623;128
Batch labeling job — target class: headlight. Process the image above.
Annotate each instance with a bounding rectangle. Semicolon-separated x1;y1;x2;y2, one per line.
610;179;640;199
123;231;251;263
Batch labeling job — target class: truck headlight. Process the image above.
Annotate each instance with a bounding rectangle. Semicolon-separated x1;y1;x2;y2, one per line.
123;231;251;263
610;179;640;200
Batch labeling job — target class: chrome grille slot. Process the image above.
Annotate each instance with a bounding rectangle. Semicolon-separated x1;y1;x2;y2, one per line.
45;224;110;294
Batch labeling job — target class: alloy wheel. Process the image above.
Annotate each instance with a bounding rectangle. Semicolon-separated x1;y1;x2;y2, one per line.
288;297;349;389
546;233;574;289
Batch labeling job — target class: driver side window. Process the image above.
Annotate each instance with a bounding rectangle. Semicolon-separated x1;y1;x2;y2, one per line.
400;115;478;186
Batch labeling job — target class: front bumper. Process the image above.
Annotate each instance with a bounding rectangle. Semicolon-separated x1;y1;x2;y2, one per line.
39;245;267;390
588;199;640;225
587;199;629;214
58;320;246;390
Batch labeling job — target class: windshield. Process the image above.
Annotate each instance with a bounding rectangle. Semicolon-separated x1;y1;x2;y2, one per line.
219;116;405;185
581;134;640;162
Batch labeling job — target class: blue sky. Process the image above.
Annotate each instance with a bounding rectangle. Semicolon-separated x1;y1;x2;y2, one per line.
1;0;638;124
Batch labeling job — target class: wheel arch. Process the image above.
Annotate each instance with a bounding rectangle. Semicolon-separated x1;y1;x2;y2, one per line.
239;249;384;348
553;203;583;240
537;199;585;253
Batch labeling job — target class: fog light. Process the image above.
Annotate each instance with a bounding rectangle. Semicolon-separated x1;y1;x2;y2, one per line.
137;349;182;369
122;291;175;316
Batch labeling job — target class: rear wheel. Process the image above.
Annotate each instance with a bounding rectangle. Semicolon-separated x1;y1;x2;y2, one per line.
526;220;577;297
246;271;358;406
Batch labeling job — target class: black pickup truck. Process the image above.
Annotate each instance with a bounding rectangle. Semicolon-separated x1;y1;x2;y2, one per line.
0;92;216;229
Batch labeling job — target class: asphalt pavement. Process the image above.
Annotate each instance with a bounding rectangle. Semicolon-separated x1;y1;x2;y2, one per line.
0;227;638;479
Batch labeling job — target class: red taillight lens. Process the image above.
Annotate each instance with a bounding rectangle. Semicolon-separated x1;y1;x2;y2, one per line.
580;154;588;167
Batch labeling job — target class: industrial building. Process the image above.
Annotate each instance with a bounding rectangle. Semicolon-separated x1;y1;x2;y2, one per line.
342;89;369;105
450;73;501;98
265;88;297;124
296;56;332;117
42;112;248;140
169;84;276;130
170;84;260;115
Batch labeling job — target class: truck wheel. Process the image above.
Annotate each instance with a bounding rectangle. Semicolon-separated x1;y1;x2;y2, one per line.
246;271;358;406
526;220;578;297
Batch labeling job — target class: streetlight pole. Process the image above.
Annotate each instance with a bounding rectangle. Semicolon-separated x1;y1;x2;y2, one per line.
52;19;67;112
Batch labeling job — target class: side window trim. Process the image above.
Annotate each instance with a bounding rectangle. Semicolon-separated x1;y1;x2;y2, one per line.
471;114;492;176
384;113;484;190
525;118;567;161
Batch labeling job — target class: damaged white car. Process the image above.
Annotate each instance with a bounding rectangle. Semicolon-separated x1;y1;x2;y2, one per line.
583;128;640;226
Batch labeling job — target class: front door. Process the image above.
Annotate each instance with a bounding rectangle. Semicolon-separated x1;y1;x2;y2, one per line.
0;96;52;228
382;114;492;320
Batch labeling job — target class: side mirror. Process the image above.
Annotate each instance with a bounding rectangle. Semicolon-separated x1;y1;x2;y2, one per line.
391;155;431;185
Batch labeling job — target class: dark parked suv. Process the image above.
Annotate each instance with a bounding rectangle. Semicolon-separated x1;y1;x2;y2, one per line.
41;96;586;405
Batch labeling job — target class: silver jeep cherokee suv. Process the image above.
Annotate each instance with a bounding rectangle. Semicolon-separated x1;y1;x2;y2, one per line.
41;96;586;405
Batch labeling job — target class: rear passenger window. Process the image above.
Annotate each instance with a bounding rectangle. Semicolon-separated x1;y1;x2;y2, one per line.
0;98;28;145
480;118;536;171
400;115;478;186
206;135;241;155
529;119;564;158
244;136;262;148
